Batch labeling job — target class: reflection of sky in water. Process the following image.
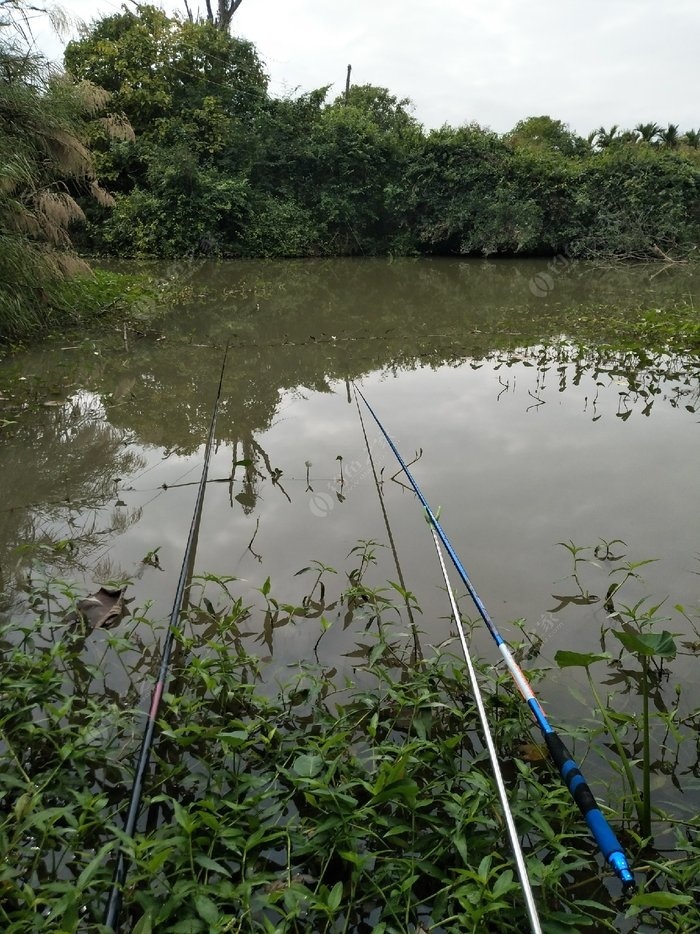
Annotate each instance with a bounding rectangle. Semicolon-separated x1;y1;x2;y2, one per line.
80;352;699;701
3;340;699;807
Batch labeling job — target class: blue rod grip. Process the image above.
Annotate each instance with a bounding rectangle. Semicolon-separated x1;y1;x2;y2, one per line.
545;732;635;893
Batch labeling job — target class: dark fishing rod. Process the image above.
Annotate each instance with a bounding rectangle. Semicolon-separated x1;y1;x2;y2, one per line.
353;383;636;895
104;343;230;932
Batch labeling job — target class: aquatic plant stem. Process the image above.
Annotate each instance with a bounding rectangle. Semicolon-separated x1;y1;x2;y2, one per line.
430;526;542;934
103;342;229;932
0;728;32;785
642;656;652;838
585;669;644;828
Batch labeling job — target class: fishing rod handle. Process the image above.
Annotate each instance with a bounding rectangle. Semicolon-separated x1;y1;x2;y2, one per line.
544;732;636;894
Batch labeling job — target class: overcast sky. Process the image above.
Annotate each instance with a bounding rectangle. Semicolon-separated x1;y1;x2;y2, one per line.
31;0;699;135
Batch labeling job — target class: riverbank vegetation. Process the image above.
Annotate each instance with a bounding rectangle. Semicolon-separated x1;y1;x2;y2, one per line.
2;2;699;343
64;5;700;263
1;543;698;931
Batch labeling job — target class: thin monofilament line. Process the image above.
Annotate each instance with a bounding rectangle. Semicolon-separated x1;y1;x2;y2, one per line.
103;342;230;933
430;526;542;934
353;387;422;662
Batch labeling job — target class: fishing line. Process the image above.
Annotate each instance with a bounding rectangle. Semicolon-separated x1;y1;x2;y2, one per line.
103;341;230;933
430;526;542;934
353;388;421;662
353;382;636;895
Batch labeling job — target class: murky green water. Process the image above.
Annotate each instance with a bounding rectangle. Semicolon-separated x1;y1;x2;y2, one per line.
1;259;699;739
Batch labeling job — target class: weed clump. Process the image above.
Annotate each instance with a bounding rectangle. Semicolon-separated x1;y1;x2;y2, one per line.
0;552;698;932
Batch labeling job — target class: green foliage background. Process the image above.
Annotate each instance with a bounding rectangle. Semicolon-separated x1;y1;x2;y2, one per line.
1;1;700;342
62;5;700;262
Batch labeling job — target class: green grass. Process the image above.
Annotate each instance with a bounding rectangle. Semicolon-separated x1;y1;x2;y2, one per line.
0;265;201;349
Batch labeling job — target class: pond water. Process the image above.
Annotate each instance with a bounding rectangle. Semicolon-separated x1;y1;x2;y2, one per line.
1;257;699;803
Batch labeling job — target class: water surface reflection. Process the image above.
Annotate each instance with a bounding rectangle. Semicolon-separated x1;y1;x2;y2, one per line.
1;259;697;694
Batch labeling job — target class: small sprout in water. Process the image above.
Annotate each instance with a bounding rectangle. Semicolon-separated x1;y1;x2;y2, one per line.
142;547;162;569
336;455;344;490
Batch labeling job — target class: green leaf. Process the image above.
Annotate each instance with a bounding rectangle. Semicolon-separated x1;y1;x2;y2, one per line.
261;576;271;596
171;921;205;933
371;778;418;806
132;913;154;934
172;799;195;834
544;910;597;927
13;792;35;823
368;711;378;738
492;869;514;898
327;881;343;912
554;650;609;668
219;730;249;748
77;842;114;889
195;854;229;875
194;893;220;924
613;630;677;659
146;846;174;872
477;854;492;881
292;753;324;778
454;833;469;865
630;891;693;909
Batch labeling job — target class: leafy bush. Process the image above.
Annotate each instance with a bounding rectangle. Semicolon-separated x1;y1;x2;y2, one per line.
2;547;699;931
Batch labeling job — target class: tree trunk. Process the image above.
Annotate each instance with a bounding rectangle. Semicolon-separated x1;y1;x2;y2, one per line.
204;0;245;31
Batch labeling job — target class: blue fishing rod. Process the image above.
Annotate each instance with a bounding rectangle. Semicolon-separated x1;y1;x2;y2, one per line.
353;383;636;895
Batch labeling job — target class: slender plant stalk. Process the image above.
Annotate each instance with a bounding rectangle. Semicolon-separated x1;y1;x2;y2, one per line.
642;656;651;838
585;669;644;827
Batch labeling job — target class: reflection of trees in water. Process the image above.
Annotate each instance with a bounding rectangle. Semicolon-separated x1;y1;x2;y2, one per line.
2;258;697;593
0;391;145;591
99;257;698;448
8;258;697;456
489;343;699;421
182;257;700;345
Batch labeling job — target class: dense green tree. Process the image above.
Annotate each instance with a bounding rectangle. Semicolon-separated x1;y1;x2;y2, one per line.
508;148;582;252
238;88;327;255
571;146;699;258
238;84;422;256
65;5;266;134
99;147;249;256
341;85;420;140
56;5;700;264
401;124;542;255
64;4;267;253
506;115;588;157
594;125;620;149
